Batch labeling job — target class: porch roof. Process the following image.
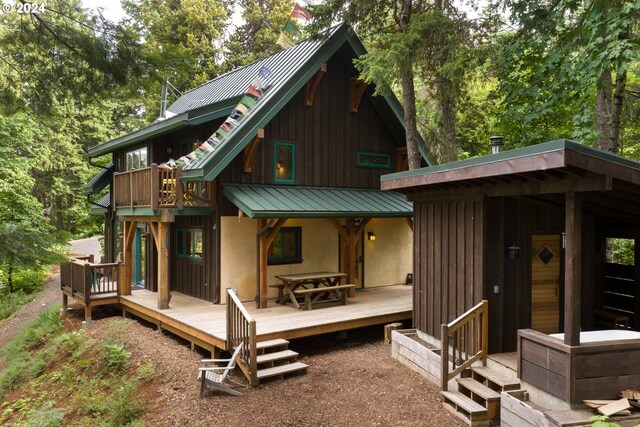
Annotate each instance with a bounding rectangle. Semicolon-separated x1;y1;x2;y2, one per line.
222;184;412;218
83;162;113;195
381;139;640;227
90;192;110;215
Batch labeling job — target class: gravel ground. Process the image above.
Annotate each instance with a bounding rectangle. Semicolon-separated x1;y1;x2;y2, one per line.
81;313;465;427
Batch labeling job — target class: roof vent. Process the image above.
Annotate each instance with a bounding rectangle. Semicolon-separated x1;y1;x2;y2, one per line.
490;135;504;154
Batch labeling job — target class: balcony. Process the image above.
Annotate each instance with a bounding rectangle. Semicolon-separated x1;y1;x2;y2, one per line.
113;165;215;211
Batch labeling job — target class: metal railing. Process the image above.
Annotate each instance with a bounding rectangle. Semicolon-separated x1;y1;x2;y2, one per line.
440;300;488;391
226;288;258;386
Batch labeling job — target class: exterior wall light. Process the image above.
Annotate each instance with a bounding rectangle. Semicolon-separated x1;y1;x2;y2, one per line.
367;231;376;241
507;244;521;261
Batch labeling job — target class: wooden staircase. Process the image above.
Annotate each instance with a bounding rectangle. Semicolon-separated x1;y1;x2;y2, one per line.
441;365;521;426
255;338;308;383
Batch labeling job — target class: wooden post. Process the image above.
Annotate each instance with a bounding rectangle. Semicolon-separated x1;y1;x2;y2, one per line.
83;262;91;305
84;305;92;323
121;220;137;295
158;221;170;309
150;163;159;210
62;293;68;311
346;219;356;285
258;219;268;308
384;322;402;344
564;192;582;346
441;323;449;391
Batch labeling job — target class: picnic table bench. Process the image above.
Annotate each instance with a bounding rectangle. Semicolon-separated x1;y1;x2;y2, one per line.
273;272;353;310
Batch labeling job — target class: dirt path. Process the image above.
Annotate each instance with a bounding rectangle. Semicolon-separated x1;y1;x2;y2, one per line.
0;237;101;351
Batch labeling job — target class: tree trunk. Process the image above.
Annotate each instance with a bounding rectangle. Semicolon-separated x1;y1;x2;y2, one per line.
595;69;613;151
609;70;626;154
55;197;63;231
401;67;422;169
8;254;14;294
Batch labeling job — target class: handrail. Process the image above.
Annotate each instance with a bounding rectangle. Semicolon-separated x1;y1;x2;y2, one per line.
60;256;121;302
440;299;488;391
226;288;258;386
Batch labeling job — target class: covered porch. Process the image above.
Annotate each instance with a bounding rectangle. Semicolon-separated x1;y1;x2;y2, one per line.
382;139;640;406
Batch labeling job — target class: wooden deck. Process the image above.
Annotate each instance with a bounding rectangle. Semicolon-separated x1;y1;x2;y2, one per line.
119;285;412;353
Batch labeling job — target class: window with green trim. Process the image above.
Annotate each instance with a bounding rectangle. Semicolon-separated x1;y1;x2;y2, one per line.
357;151;391;168
274;142;295;183
125;147;148;171
176;228;203;260
268;227;302;265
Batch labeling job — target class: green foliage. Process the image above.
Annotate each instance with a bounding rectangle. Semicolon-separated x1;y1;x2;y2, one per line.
612;238;635;266
0;307;62;397
100;341;132;372
0;318;151;426
590;415;622;427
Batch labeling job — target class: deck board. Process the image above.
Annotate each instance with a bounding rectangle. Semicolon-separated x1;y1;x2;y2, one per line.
120;285;412;344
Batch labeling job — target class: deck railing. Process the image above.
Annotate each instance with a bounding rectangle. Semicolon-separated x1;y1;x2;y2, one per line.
440;299;488;391
113;164;214;211
226;288;258;386
60;256;121;304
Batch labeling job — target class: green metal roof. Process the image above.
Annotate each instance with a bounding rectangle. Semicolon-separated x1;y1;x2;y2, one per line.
83;162;113;195
90;192;110;215
223;184;413;218
87;24;433;170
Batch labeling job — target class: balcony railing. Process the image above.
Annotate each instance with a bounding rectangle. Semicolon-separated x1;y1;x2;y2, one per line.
60;255;121;303
113;164;215;211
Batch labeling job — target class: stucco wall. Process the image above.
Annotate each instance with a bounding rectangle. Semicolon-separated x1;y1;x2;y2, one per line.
364;218;413;287
220;217;339;302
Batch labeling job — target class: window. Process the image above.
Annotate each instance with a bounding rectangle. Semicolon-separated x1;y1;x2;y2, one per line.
179;140;199;156
268;227;302;265
274;142;295;183
176;228;203;260
126;147;148;171
357;151;391;168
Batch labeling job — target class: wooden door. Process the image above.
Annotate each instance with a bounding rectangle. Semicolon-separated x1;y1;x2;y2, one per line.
531;234;561;333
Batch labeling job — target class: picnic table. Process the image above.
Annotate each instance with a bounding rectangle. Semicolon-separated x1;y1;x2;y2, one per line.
271;271;355;310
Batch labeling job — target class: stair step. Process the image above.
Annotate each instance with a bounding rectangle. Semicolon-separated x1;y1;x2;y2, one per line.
457;378;501;401
441;390;488;418
256;338;289;351
472;366;520;391
256;349;298;364
257;361;308;380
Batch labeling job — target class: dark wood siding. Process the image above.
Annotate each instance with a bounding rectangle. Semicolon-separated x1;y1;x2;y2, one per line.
413;198;484;338
170;215;218;303
218;54;402;215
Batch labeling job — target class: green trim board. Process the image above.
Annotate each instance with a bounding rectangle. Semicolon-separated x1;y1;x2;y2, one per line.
357;151;391;168
268;227;302;265
223;184;412;218
381;139;640;192
176;228;204;260
83;162;114;195
274;142;296;183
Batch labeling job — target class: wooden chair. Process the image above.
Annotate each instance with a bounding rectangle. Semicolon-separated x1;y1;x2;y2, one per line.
198;342;244;397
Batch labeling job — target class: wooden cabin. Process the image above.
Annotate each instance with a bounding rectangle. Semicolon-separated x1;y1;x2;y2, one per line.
65;25;421;360
382;140;640;419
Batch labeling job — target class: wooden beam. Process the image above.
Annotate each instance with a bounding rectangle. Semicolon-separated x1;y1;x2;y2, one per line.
265;218;288;247
258;219;268;308
354;218;371;244
121;220;138;296
331;219;348;243
243;128;265;173
349;77;368;113
406;174;612;202
149;222;159;252
157;221;170;309
564;192;582;346
305;63;327;107
405;217;413;231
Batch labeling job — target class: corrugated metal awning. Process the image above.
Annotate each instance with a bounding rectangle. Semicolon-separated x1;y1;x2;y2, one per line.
83;162;114;195
90;192;110;215
223;184;412;218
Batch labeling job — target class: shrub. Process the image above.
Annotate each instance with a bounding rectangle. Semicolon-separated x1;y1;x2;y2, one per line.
22;401;65;427
106;382;146;427
100;341;131;372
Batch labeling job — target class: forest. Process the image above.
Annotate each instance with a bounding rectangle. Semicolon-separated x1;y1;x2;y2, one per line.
0;0;639;314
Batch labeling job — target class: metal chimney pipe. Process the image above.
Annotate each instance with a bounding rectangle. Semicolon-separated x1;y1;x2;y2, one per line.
490;135;504;154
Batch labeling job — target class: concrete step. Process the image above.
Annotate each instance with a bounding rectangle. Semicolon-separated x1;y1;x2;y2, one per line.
471;366;521;391
257;361;308;380
256;349;298;365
